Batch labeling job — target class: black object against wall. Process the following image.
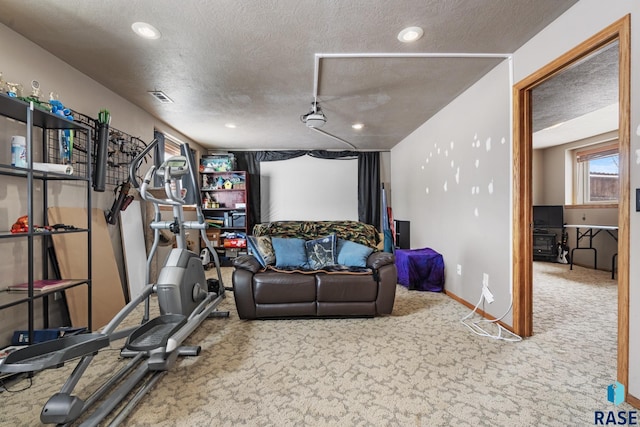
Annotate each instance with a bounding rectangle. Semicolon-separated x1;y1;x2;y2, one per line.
153;130;165;188
232;151;260;233
105;180;132;225
533;205;564;230
232;150;381;230
394;220;410;249
93;122;109;192
533;232;557;261
358;153;380;228
180;144;198;205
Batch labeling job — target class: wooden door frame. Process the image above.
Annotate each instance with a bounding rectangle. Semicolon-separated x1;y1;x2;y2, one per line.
512;15;630;391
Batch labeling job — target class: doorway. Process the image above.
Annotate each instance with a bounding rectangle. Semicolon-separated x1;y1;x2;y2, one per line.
512;15;630;392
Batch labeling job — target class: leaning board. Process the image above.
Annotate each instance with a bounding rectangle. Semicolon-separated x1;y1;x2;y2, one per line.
48;207;126;330
119;200;147;300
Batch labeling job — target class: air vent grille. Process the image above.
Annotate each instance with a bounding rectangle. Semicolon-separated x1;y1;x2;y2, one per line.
148;91;174;104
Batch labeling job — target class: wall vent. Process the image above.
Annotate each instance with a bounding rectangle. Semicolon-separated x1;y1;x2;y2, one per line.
148;90;174;104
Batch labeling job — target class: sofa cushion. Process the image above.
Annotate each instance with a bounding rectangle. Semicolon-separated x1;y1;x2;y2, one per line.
316;274;378;302
253;272;316;304
305;234;337;270
247;235;275;267
336;239;374;268
271;237;307;268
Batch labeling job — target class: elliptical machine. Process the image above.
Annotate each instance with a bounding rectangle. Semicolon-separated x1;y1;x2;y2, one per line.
0;139;228;426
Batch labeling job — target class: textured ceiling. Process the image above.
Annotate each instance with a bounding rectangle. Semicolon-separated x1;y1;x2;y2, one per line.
0;0;578;151
532;41;619;149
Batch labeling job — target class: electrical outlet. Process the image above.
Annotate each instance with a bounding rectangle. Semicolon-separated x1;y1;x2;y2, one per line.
482;284;494;303
457;264;462;275
482;273;489;287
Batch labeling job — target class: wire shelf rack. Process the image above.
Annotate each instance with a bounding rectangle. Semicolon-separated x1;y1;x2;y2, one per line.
45;110;148;189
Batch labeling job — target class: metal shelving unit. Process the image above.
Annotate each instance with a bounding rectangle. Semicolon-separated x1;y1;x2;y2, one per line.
200;170;249;264
0;93;93;348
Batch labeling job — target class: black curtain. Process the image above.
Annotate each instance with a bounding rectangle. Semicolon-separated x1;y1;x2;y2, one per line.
233;151;261;232
231;150;380;231
180;145;198;205
152;130;165;187
358;152;380;228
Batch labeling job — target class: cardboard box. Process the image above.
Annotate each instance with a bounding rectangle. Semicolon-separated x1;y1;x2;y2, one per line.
223;238;246;248
205;230;220;247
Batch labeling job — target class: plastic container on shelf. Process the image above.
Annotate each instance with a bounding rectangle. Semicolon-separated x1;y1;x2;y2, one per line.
11;135;27;167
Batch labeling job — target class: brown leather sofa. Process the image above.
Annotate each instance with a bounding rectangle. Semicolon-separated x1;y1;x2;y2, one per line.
232;221;397;319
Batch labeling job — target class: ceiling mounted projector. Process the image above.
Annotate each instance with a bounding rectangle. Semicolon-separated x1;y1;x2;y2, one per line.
301;101;326;128
303;113;326;128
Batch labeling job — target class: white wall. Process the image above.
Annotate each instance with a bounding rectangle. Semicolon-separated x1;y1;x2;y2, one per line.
260;155;359;221
256;148;390;224
391;0;640;399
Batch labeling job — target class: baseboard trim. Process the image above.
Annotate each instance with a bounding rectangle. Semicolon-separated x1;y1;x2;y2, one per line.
445;290;516;333
627;392;640;409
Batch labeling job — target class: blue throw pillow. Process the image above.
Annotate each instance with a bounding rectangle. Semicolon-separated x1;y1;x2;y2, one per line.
247;235;275;268
271;237;308;268
305;234;337;270
336;238;374;267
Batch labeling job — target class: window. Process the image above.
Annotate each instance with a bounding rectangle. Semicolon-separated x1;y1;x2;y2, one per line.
574;142;619;204
164;138;181;161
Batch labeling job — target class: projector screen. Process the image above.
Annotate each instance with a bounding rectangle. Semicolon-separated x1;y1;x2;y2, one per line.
260;155;358;222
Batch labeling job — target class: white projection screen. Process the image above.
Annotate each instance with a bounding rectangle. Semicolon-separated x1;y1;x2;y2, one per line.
260;155;358;222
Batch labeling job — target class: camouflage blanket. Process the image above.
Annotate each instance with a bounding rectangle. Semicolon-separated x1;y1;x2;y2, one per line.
253;220;380;249
265;264;372;275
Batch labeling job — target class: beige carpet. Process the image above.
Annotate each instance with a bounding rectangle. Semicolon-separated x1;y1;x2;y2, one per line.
0;262;631;426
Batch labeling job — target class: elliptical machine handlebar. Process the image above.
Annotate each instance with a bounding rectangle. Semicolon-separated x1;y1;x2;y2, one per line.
128;137;202;210
129;138;157;190
138;165;182;206
130;139;189;206
127;137;223;284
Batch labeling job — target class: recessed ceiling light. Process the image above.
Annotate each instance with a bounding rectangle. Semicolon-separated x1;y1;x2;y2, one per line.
225;123;237;129
352;123;364;130
132;22;161;40
398;26;424;43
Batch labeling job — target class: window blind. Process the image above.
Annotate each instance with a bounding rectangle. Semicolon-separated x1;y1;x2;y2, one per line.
164;139;181;157
576;143;618;163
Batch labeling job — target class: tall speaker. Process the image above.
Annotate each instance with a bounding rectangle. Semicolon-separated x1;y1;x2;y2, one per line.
394;220;410;249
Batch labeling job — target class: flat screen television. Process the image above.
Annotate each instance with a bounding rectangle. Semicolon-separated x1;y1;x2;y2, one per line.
533;205;564;230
